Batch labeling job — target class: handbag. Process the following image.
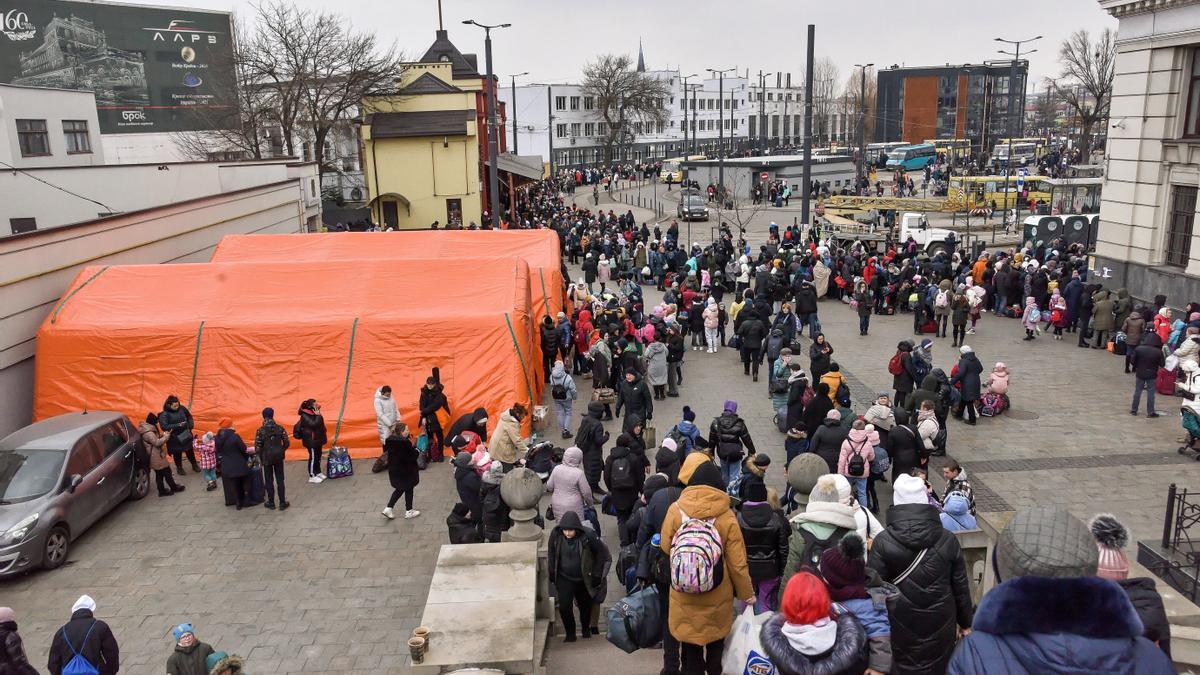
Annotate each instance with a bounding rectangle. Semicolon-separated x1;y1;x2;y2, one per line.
545;504;555;520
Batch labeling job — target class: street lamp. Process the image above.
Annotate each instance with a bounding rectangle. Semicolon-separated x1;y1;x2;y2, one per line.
853;63;873;180
509;71;528;155
995;35;1040;240
707;67;736;196
679;73;698;157
463;19;512;229
756;71;776;154
684;82;702;156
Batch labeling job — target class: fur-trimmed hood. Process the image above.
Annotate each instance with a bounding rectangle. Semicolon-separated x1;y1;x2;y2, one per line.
950;576;1173;674
760;612;868;675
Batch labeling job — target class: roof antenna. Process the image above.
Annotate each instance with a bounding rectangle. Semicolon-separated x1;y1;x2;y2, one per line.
437;0;443;31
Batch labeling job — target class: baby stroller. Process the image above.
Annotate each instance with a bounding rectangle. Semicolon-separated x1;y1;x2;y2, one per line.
525;441;562;481
1179;398;1200;460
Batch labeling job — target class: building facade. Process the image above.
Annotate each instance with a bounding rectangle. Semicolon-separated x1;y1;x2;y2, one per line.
875;62;1029;153
1095;0;1200;303
0;84;104;171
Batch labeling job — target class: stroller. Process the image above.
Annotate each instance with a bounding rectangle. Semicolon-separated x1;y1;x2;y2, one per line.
1179;398;1200;460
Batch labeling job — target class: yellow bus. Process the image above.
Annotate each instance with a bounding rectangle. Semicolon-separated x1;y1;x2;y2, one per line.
924;138;973;161
951;175;1052;210
659;155;707;183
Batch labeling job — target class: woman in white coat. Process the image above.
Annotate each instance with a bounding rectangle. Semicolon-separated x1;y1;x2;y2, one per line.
374;386;399;449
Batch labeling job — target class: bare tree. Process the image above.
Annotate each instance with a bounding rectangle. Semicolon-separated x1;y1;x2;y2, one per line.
720;171;765;233
841;68;877;147
1030;81;1061;139
812;57;840;146
581;54;670;165
1050;28;1115;159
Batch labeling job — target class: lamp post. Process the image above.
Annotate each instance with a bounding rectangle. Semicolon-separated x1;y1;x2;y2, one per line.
996;35;1040;239
679;73;698;158
685;83;702;156
708;67;735;197
853;63;873;180
463;19;511;229
509;71;528;155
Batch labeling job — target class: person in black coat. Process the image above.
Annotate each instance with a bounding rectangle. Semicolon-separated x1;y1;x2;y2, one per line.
418;373;451;462
452;451;483;526
736;481;790;612
447;407;489;443
892;340;918;410
888;423;925;483
793;280;819;337
614;369;653;433
736;309;768;380
869;475;973;675
784;363;809;433
214;420;252;509
575;402;609;492
479;463;510;542
0;607;38;675
808;410;848;473
808;333;834;380
446;503;482;544
381;422;420;520
1130;332;1166;418
800;382;834;441
603;433;647;545
950;345;984;425
297;399;329;481
47;595;119;675
158;394;199;474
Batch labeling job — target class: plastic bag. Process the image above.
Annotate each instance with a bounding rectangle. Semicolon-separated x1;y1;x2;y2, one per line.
721;606;775;675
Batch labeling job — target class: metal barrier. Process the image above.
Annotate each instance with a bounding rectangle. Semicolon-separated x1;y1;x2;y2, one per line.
1147;483;1200;602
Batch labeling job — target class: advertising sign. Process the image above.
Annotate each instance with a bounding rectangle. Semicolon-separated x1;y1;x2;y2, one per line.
0;0;234;134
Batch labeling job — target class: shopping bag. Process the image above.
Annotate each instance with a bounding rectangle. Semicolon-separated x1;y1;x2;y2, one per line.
325;446;353;479
721;606;776;675
643;425;657;449
605;584;661;653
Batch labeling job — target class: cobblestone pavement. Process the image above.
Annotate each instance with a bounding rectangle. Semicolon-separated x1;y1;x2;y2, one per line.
3;199;1193;675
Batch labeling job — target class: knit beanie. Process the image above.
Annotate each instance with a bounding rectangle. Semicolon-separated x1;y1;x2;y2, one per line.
724;400;738;414
262;407;274;419
808;475;841;504
780;571;832;625
218;417;232;429
996;507;1099;581
892;474;927;505
0;607;13;623
660;437;678;452
452;451;472;468
825;409;842;422
1089;513;1131;581
682;406;696;422
820;534;868;601
173;623;194;641
687;461;725;490
745;481;769;503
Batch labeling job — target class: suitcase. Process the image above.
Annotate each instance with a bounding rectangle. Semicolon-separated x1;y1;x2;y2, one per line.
1158;368;1178;397
920;319;938;334
223;469;265;507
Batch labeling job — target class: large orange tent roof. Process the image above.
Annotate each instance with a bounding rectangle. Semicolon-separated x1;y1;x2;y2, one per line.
35;258;536;459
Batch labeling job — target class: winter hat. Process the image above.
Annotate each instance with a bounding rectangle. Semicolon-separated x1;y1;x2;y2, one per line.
146;413;158;425
482;463;506;485
959;345;973;354
678;451;711;485
687;460;726;490
753;453;771;468
745;481;769;503
72;595;96;614
262;407;274;419
808;475;841;504
825;409;842;421
787;454;829;507
682;405;696;422
780;571;832;625
995;507;1099;581
615;433;632;447
1090;514;1131;581
919;338;933;350
892;474;928;505
642;473;669;500
0;607;13;623
452;503;470;517
724;400;738;414
820;534;868;601
452;451;472;468
173;623;194;641
830;474;854;506
660;437;678;452
218;417;232;429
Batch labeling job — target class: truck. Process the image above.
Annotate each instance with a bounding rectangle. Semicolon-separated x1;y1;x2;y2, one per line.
821;211;954;255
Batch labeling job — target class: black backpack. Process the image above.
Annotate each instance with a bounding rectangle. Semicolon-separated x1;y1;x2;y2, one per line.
610;455;636;489
799;524;852;567
552;383;567;400
260;425;289;465
292;420;303;440
847;438;867;476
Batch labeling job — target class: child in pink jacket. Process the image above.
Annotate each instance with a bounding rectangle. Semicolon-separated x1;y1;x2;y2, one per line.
838;419;877;507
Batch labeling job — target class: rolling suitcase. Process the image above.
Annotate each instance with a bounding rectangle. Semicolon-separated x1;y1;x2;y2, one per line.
1158;368;1178;397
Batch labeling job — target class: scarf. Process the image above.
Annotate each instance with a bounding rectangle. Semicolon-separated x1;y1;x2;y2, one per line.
781;618;838;656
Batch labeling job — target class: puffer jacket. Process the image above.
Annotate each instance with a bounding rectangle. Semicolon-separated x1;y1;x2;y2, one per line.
760;612;869;675
574;402;609;486
837;427;877;479
546;447;595;528
985;368;1009;395
906;374;941;423
489;410;526;464
868;503;973;675
809;419;849;474
708;412;756;461
949;576;1172;674
373;388;399;444
139;421;169;471
736;501;790;582
1122;314;1146;347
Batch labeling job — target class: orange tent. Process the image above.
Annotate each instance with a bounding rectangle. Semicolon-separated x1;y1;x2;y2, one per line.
34;258;537;459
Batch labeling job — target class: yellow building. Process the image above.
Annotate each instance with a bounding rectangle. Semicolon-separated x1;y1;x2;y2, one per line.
362;31;484;229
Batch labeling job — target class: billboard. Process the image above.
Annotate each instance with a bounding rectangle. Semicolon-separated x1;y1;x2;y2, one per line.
0;0;235;134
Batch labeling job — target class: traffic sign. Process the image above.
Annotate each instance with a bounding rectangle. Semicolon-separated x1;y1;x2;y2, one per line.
760;172;769;181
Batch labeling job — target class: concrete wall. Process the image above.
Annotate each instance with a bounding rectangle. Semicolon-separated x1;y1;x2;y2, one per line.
1097;0;1200;303
99;132;188;165
0;85;104;168
2;159;319;233
0;180;309;437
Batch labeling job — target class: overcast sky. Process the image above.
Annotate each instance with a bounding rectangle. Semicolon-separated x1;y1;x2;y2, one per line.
145;0;1117;90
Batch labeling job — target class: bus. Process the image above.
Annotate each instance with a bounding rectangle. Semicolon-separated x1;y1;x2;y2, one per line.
990;141;1041;168
659;155;707;183
885;143;937;171
925;138;972;162
951;175;1052;210
865;142;907;168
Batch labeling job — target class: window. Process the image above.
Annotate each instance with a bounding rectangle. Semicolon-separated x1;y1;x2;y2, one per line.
680;98;686;111
584;122;594;137
724;119;730;129
584;96;595;110
555;96;566;111
732;99;738;110
634;121;643;135
768;93;774;101
16;119;49;156
66;435;104;477
556;123;567;138
597;122;607;136
62;120;91;153
98;423;127;456
657;122;665;134
9;217;35;234
570;122;581;137
690;119;696;131
1186;47;1200;137
1167;185;1198;267
569;96;580;111
690;98;696;110
749;116;757;136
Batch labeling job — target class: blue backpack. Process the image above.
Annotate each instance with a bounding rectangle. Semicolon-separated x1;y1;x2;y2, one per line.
62;621;99;675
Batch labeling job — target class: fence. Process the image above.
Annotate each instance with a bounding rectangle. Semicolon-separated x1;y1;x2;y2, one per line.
1148;483;1200;602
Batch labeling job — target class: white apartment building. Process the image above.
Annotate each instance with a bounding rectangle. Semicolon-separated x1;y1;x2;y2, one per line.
0;84;105;170
1096;0;1200;303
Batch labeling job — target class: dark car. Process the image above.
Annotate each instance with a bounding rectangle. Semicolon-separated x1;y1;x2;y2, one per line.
0;411;149;577
677;195;710;221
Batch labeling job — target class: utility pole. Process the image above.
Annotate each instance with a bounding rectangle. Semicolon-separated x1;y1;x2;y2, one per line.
463;19;512;228
996;35;1041;235
509;72;527;155
758;70;767;154
547;85;554;178
680;73;698;158
802;24;814;227
854;62;873;180
708;67;735;194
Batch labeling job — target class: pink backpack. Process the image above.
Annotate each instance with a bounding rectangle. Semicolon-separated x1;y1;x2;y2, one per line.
669;508;724;594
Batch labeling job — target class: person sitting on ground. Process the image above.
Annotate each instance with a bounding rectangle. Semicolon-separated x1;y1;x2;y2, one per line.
949;506;1173;674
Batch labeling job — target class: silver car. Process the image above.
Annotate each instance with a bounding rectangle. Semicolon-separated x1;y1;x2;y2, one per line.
0;411;150;577
677;195;710;222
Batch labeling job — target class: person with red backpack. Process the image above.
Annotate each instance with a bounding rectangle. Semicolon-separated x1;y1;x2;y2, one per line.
889;340;918;411
659;460;754;674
